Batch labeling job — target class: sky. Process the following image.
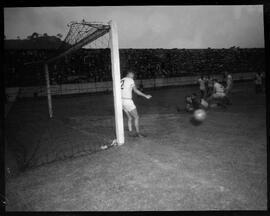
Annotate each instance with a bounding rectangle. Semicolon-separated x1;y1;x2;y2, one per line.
4;6;265;48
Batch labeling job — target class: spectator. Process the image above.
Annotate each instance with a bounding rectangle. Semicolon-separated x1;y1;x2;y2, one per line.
224;71;233;95
4;48;265;87
254;72;262;94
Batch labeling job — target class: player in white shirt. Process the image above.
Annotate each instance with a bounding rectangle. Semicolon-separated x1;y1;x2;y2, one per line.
224;72;233;94
224;72;233;105
121;71;152;137
208;79;229;108
198;76;206;98
213;80;226;98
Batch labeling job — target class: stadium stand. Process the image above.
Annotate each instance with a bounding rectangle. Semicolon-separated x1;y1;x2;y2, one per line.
4;40;265;88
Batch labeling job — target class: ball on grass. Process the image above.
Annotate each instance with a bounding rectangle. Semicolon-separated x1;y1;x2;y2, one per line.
193;109;207;122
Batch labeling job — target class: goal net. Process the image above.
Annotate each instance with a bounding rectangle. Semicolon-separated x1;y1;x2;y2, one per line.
48;21;111;63
6;20;124;171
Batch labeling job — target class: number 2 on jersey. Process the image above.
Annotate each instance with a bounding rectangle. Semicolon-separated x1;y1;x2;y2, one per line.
121;80;124;89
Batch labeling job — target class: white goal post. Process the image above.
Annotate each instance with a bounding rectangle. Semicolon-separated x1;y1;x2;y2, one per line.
44;20;124;145
108;21;125;145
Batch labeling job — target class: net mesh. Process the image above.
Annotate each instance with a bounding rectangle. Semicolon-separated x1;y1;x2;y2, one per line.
55;21;110;56
6;21;118;172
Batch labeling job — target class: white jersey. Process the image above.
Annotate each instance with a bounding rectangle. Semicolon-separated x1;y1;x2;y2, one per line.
198;78;206;90
214;82;225;94
121;77;135;99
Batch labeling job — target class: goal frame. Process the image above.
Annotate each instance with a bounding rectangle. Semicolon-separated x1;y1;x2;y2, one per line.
44;20;124;144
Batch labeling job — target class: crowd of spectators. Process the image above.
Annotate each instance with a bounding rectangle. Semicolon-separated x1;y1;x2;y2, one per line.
4;47;265;87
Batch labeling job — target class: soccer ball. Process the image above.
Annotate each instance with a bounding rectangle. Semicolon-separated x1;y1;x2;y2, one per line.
193;109;207;122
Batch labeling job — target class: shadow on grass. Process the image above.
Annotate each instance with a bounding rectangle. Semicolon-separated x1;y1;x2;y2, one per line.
189;116;204;126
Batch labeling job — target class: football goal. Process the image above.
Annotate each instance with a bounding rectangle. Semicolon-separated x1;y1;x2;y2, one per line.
44;20;124;145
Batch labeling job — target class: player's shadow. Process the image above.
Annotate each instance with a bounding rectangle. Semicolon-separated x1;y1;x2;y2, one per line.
189;116;203;126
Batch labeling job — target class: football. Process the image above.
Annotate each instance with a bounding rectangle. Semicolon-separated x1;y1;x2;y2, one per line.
193;109;207;122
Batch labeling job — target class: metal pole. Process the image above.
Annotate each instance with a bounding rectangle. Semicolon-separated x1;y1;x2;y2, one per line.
44;63;53;118
109;20;124;145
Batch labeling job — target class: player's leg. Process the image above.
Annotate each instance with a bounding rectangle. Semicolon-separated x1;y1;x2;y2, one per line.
201;98;209;110
207;94;214;106
208;87;213;97
218;96;228;109
123;99;144;137
203;90;207;99
122;99;134;134
208;93;225;108
255;84;259;94
186;104;194;112
200;90;204;98
224;88;232;105
129;108;140;134
123;108;133;132
129;108;146;137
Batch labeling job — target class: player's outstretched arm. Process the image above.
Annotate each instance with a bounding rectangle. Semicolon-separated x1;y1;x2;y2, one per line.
133;86;152;99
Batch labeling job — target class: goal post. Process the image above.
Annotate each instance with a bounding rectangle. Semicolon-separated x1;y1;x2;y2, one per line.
44;20;124;145
44;63;53;118
109;21;125;145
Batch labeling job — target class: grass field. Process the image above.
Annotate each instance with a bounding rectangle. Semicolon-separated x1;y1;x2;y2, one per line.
5;81;267;211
